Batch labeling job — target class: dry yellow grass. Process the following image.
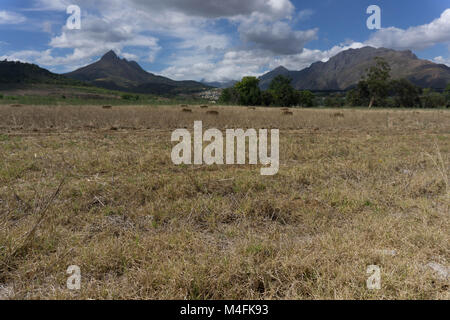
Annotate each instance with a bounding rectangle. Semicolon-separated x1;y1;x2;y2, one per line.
0;105;448;300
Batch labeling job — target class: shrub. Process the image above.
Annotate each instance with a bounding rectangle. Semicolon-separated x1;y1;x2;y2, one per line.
218;87;240;105
234;77;262;106
121;94;140;101
261;91;273;106
421;89;446;108
391;79;421;108
298;90;315;107
324;95;345;107
268;75;298;107
445;83;450;106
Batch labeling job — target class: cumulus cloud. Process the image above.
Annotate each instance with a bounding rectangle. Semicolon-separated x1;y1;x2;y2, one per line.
130;0;294;20
161;42;365;82
297;9;314;21
239;20;318;55
434;56;450;67
9;0;308;74
366;9;450;50
6;1;450;83
0;10;27;24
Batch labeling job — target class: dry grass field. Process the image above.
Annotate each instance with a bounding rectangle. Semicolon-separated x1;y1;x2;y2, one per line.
0;104;448;300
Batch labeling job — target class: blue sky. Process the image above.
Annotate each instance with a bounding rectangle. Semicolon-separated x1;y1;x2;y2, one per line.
1;0;449;82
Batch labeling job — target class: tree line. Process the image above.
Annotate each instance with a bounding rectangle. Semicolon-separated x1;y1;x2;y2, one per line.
219;58;450;108
219;75;315;107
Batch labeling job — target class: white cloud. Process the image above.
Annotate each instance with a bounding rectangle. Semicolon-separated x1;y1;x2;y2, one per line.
130;0;294;20
5;1;450;84
8;0;304;74
366;9;450;50
0;11;27;24
161;42;365;82
297;9;314;21
434;56;450;67
239;19;318;55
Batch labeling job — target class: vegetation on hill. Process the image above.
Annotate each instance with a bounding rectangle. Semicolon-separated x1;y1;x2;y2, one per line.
219;75;315;108
0;83;208;106
0;60;85;86
220;57;450;109
259;46;450;90
64;50;209;95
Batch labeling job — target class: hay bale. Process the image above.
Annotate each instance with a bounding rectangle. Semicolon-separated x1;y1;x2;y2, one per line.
182;108;193;113
206;110;219;115
200;105;209;109
102;105;113;109
332;112;345;118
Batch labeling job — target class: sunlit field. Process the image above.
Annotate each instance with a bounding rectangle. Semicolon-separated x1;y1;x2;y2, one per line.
0;104;448;299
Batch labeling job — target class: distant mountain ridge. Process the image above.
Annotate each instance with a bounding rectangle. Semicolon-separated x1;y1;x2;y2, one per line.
201;80;238;89
259;47;450;91
65;50;209;94
0;60;82;86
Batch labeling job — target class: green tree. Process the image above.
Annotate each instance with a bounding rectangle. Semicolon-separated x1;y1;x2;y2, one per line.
363;57;391;108
261;91;274;106
121;94;140;101
391;79;421;108
298;90;315;107
347;81;371;106
445;83;450;106
346;88;361;106
268;75;298;107
234;76;262;106
218;87;240;105
324;94;344;107
422;88;446;108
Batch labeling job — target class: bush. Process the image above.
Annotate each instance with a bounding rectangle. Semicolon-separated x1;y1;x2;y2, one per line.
298;90;315;107
218;87;240;105
234;77;262;106
346;88;361;106
0;94;3;99
121;94;140;101
391;79;421;108
324;95;345;107
445;83;450;106
268;75;298;107
261;91;273;106
422;89;446;108
346;81;370;106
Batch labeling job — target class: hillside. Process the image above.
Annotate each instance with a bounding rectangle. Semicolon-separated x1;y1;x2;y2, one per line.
201;80;238;89
65;51;209;95
260;47;450;91
0;60;83;87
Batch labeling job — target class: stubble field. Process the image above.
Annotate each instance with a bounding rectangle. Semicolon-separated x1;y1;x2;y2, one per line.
0;104;448;299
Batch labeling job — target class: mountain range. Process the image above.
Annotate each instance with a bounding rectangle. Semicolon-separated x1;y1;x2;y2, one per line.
259;46;450;91
64;50;209;94
201;80;238;89
1;47;449;95
0;60;82;86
